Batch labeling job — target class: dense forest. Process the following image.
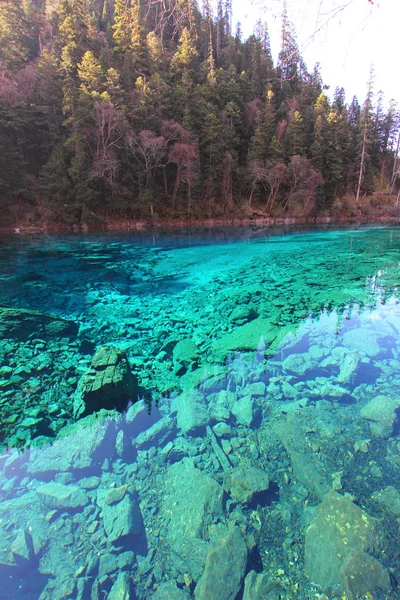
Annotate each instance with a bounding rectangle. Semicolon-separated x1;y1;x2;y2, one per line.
0;0;399;226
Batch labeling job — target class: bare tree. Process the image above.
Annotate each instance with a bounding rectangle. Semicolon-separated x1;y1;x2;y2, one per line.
266;163;287;212
90;101;128;196
136;130;166;190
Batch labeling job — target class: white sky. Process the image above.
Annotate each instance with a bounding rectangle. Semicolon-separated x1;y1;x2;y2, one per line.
232;0;400;108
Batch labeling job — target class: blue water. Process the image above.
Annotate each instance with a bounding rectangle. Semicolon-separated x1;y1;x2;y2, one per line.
0;226;399;599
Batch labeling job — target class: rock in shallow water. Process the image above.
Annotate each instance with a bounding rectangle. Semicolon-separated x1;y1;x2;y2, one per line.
28;413;117;476
341;549;391;600
36;482;88;510
224;465;270;504
151;581;191;600
0;307;78;340
99;490;143;543
305;491;379;593
243;571;283;600
360;394;400;438
194;526;248;600
163;458;224;541
73;345;138;419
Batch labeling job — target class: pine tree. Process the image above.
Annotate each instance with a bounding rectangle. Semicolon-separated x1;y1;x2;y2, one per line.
356;68;375;204
78;50;104;96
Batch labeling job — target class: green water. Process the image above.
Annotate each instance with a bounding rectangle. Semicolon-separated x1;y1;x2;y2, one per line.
0;226;399;599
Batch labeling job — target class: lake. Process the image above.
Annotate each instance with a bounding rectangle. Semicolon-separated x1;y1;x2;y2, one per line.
0;225;399;600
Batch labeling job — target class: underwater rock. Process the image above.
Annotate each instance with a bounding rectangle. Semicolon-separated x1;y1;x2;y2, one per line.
133;415;174;448
73;345;138;419
305;491;378;592
172;390;209;434
163;458;224;541
340;550;391;600
36;482;89;510
170;537;209;582
28;414;117;476
337;351;360;384
100;491;143;543
11;529;35;567
242;571;284;600
173;339;199;372
341;328;382;358
151;581;191;600
108;571;133;600
231;395;254;427
207;425;231;472
212;318;277;360
371;486;400;517
273;416;330;498
224;465;270;504
0;307;78;340
360;394;400;438
282;353;312;376
229;304;259;325
212;422;232;438
194;526;247;600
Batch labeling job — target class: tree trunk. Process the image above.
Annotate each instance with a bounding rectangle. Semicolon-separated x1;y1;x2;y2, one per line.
390;131;400;195
355;120;368;205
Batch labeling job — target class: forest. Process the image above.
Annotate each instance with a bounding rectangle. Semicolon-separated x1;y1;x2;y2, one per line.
0;0;399;226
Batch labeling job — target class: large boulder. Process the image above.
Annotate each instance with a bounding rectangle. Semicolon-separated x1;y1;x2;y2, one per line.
0;307;78;340
305;492;379;593
74;345;138;419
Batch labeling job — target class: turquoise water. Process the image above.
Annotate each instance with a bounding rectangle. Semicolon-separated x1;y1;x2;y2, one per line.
0;226;400;599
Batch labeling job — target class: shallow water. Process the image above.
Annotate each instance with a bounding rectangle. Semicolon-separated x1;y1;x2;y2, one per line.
0;226;399;599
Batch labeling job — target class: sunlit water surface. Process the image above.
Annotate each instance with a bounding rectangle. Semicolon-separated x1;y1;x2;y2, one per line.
0;226;399;600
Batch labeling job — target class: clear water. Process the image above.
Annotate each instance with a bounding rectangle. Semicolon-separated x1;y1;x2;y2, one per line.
0;226;399;599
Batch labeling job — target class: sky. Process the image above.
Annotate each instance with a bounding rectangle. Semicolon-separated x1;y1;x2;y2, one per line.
232;0;400;108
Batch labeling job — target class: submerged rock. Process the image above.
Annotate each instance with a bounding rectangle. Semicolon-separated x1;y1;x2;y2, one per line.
171;537;209;582
371;486;400;517
0;307;78;340
108;571;133;600
341;549;391;600
172;390;209;434
173;339;199;373
360;394;400;438
282;353;312;376
231;395;255;427
151;581;191;600
194;527;247;600
28;414;117;476
224;465;270;504
11;529;35;567
212;318;277;360
100;490;143;543
305;491;378;593
341;328;382;358
243;571;283;600
36;482;88;510
73;345;138;419
163;458;224;541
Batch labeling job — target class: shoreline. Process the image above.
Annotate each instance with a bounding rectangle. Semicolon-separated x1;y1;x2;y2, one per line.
1;214;400;235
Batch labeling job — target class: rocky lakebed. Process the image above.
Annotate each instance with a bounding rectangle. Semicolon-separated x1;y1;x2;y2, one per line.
0;226;399;600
